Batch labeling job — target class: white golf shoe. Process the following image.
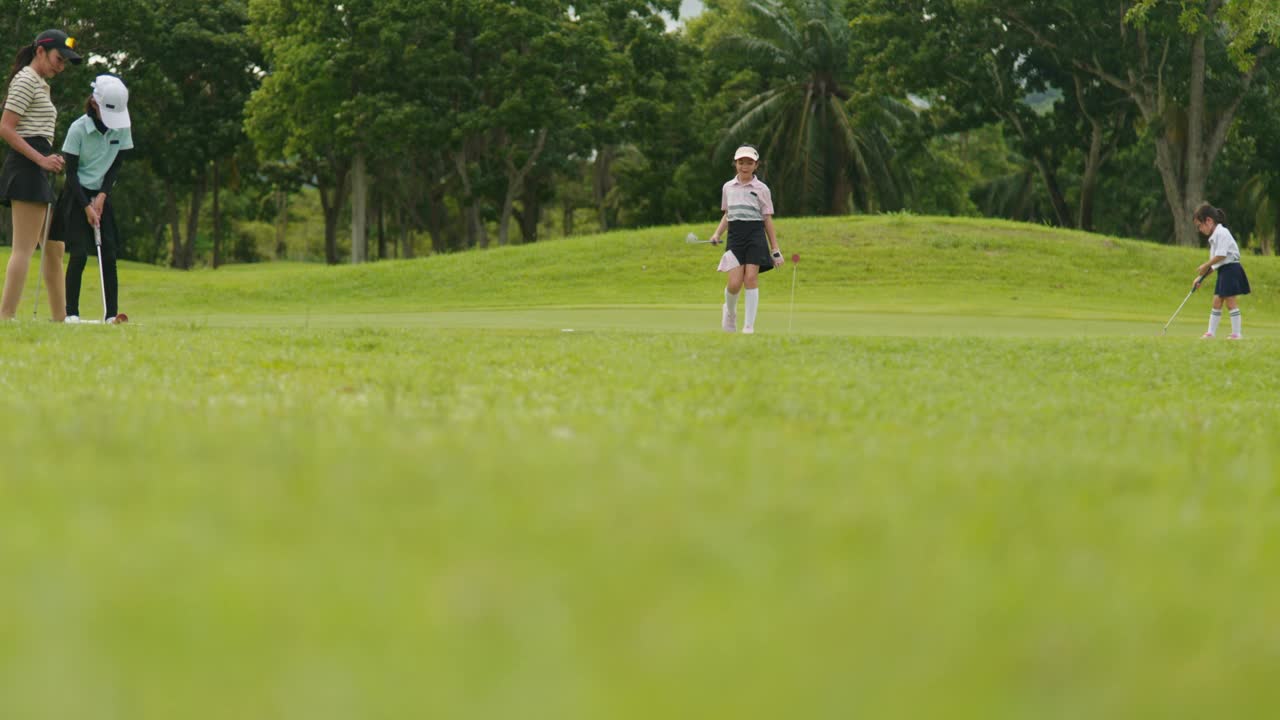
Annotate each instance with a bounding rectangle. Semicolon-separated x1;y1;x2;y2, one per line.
64;315;80;324
742;326;755;334
722;304;736;333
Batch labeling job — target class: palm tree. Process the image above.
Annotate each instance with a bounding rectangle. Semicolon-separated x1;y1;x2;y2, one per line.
715;0;909;215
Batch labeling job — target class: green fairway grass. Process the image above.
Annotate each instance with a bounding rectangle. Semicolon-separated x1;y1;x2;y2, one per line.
2;216;1278;718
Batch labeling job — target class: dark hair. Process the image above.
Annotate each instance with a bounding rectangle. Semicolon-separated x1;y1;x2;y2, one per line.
9;44;35;84
1194;203;1227;226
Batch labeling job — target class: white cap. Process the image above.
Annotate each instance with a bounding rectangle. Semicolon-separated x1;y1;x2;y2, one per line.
734;145;759;161
92;75;131;130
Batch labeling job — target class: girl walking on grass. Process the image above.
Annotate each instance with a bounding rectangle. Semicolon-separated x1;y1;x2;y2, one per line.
1193;203;1250;340
0;30;81;320
709;145;782;334
51;74;133;323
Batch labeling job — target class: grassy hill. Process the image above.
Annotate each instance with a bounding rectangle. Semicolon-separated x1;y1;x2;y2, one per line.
10;214;1267;326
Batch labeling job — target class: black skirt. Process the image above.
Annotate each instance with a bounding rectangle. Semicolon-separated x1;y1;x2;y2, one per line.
50;183;119;257
0;136;56;205
727;220;773;273
1214;263;1251;297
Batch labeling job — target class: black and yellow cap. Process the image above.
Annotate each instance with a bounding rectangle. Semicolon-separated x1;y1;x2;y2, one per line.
34;29;83;64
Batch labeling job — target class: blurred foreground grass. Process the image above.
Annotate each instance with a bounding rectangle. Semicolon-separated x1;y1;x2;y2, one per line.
2;324;1278;718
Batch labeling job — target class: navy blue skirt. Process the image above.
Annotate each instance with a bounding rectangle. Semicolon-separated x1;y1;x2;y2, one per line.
0;137;56;205
1214;263;1251;297
50;183;119;257
727;220;773;273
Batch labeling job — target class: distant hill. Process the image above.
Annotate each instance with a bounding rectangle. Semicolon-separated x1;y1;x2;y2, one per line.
71;215;1272;323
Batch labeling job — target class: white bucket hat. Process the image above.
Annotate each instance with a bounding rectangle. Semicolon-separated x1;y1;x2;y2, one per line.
92;75;131;130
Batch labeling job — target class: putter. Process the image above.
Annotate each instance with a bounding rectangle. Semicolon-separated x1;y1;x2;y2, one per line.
30;202;52;320
1161;271;1212;335
94;223;109;322
788;253;800;332
685;232;720;245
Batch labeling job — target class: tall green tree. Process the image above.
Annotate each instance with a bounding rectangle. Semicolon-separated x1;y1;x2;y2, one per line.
714;0;906;215
247;0;409;264
574;0;685;231
993;0;1278;245
853;0;1135;231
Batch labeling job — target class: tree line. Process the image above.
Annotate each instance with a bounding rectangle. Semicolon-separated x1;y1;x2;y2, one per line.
3;0;1278;267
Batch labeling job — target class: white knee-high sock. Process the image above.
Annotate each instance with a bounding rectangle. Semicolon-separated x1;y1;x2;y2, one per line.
744;288;759;327
1208;309;1222;335
1230;308;1242;335
725;289;739;314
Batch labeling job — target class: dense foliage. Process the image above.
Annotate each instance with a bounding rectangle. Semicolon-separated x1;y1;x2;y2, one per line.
2;0;1277;264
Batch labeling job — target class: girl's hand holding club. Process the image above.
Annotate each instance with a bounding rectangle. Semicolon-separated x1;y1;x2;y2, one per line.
38;152;64;173
85;204;100;228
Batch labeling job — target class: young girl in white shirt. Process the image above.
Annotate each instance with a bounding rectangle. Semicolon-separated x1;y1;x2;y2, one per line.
1193;203;1250;339
708;145;781;334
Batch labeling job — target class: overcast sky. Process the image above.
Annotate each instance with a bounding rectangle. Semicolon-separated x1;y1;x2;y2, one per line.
681;1;704;20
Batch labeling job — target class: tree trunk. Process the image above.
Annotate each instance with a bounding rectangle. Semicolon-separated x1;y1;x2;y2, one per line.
350;152;368;263
563;199;575;237
497;129;549;247
830;172;852;215
317;161;350;265
274;189;289;260
1004;110;1073;228
426;185;447;254
1264;199;1274;256
593;145;616;231
318;189;341;265
519;180;541;243
401;225;413;259
376;188;386;260
166;185;183;269
1032;156;1073;228
183;169;208;269
401;206;414;259
212;162;223;268
451;149;488;249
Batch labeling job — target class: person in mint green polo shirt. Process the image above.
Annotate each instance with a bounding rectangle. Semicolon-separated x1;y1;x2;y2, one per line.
50;73;133;323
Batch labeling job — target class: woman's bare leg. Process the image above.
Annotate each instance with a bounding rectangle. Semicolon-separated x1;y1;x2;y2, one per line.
0;201;47;319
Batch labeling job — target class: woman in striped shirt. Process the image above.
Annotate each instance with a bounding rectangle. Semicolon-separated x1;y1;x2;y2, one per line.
0;29;81;320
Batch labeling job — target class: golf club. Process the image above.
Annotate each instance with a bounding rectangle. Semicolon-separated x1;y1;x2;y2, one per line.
30;202;52;320
1161;270;1212;335
94;223;109;322
788;253;800;332
685;232;720;245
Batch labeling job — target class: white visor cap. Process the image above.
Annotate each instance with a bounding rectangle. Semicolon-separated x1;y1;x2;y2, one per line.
92;75;131;130
733;146;759;161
